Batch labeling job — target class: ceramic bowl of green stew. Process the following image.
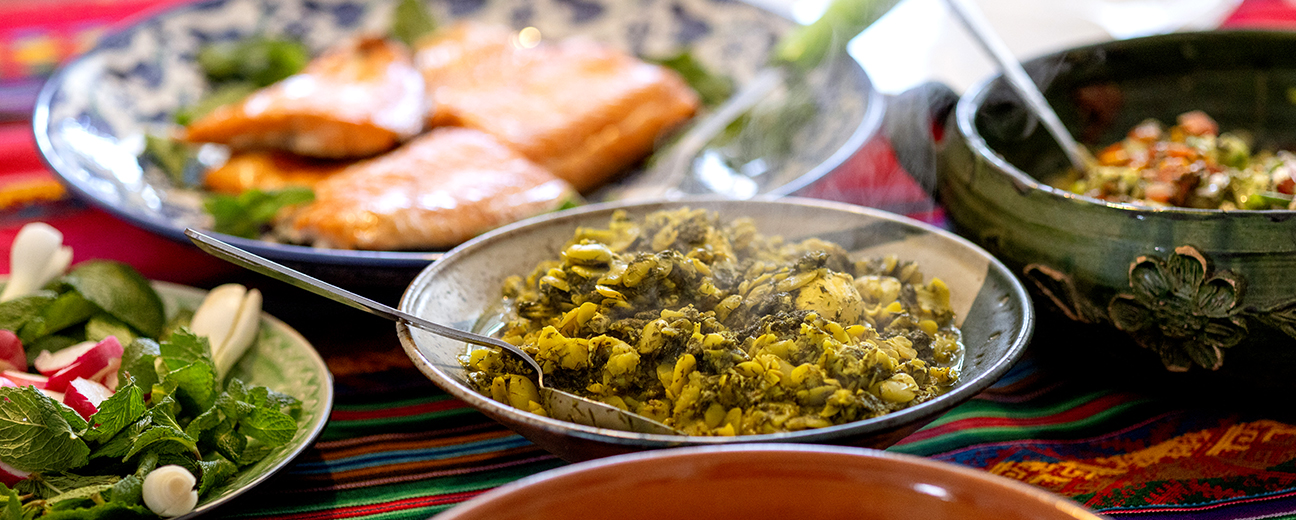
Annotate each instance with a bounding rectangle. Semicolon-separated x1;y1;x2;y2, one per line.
933;31;1296;392
396;197;1032;462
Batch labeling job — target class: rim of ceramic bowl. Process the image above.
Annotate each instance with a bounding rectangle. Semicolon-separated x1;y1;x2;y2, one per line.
437;443;1102;520
956;29;1296;219
396;195;1034;446
29;0;885;271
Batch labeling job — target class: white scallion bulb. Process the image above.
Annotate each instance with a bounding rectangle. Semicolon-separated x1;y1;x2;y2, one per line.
142;465;199;517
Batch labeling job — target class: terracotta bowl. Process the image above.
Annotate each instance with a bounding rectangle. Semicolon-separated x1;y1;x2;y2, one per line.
433;444;1102;520
397;197;1033;462
936;31;1296;392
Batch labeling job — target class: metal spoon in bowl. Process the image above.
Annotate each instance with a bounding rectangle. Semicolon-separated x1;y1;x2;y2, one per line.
943;0;1093;172
184;229;681;435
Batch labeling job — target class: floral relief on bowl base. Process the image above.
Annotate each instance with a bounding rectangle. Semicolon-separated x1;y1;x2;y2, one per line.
1025;245;1296;374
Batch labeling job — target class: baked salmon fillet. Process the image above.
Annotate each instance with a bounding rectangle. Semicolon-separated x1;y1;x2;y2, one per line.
282;127;576;250
204;151;350;194
415;22;700;192
184;37;424;159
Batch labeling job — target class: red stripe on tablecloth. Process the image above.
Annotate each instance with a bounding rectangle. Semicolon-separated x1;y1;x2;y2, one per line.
260;490;488;520
902;392;1137;443
330;399;471;422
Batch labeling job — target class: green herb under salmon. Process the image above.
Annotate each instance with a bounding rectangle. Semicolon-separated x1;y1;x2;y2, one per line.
463;208;963;436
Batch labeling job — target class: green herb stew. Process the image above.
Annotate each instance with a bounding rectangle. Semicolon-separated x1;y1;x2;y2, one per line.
463;208;963;436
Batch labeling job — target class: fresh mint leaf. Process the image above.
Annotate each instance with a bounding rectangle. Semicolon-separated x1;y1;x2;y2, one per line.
119;339;161;396
390;0;438;47
83;383;146;443
85;314;136;345
164;362;217;414
158;329;212;368
238;407;296;447
15;473;117;500
0;386;90;472
107;474;141;505
123;425;199;461
90;415;151;462
197;453;238;496
210;420;247;463
17;291;99;344
46;483;114;509
37;501;151;520
0;291;56;332
205;187;314;239
0;483;21;520
251;386;302;417
239;440;274;466
64;261;165;339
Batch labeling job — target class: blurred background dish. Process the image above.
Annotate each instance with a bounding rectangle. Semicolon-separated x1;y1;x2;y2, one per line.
397;197;1033;461
934;31;1296;393
30;0;884;289
433;444;1103;520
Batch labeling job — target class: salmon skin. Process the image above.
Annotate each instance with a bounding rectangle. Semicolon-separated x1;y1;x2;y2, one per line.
184;37;425;159
415;22;700;192
282;127;577;251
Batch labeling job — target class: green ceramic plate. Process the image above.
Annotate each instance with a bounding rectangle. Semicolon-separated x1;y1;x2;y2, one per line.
150;281;334;518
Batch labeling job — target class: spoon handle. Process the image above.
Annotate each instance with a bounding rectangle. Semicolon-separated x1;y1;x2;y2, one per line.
943;0;1092;171
184;229;523;355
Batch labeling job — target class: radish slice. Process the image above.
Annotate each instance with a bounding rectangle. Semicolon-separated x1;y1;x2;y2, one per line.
0;460;30;486
64;377;113;420
44;337;124;393
0;330;24;372
2;371;48;389
33;341;97;376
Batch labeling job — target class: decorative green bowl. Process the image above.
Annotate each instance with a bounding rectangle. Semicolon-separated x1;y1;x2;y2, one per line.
938;31;1296;391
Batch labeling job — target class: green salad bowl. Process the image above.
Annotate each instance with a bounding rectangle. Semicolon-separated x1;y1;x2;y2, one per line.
935;31;1296;392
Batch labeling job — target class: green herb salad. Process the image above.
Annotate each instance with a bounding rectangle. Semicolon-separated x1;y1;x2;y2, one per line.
0;224;300;518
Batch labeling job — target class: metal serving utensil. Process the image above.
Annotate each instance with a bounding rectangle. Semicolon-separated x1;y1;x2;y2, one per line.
185;228;681;435
943;0;1093;172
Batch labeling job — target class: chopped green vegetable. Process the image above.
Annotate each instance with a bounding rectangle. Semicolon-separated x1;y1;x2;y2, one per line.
651;51;734;107
0;291;57;332
390;0;438;48
205;187;315;239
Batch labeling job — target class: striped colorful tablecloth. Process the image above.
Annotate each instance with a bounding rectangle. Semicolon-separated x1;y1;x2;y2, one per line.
4;1;1296;518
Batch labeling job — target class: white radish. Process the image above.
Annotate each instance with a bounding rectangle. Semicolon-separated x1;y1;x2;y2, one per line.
64;377;113;420
191;283;262;379
3;370;48;388
33;341;98;375
142;465;198;517
1;223;72;302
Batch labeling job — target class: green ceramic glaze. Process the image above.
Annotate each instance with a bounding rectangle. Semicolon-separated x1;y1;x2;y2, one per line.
939;31;1296;388
155;281;333;518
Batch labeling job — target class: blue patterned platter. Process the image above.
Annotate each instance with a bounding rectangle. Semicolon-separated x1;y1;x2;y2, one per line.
32;0;880;287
